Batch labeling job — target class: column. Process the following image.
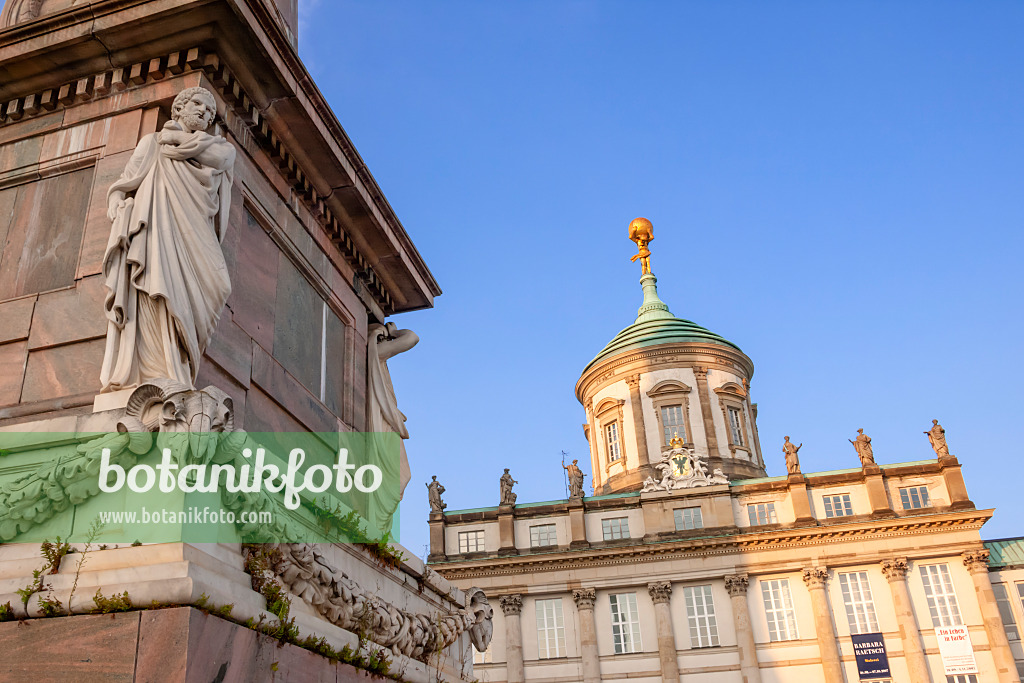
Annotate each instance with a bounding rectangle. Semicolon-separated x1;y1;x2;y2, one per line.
573;588;602;683
500;594;525;683
963;550;1022;683
880;558;932;683
626;374;652;470
802;568;845;682
692;366;720;457
648;582;680;683
725;575;762;683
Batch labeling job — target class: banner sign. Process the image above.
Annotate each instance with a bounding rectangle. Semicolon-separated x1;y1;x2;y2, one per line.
935;626;979;675
851;632;891;679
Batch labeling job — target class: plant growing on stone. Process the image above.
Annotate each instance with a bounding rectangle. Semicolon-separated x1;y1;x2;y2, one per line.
0;602;14;622
40;537;71;574
92;590;132;614
68;519;105;614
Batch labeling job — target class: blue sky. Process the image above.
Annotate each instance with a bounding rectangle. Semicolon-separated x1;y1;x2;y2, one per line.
299;1;1024;559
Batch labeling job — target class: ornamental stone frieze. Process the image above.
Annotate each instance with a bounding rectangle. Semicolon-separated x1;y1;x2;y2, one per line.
724;574;750;596
641;447;729;492
500;594;523;616
962;548;991;573
802;567;829;588
880;557;910;582
573;588;597;610
647;581;673;604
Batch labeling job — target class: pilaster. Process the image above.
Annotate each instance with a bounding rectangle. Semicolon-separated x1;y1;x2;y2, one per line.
864;469;893;517
568;498;589;549
573;588;601;683
500;594;525;683
787;474;815;525
725;574;762;683
940;456;974;510
626;373;652;472
963;549;1021;683
692;366;721;462
427;512;446;563
497;504;517;556
880;558;931;683
647;582;680;683
802;567;845;682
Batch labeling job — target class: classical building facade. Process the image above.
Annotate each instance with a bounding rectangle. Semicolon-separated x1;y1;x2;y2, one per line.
429;221;1022;683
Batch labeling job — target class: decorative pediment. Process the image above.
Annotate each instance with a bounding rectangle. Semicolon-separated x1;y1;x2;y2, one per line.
646;379;692;397
713;381;747;399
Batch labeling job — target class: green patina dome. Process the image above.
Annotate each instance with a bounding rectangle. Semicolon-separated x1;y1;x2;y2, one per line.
583;272;741;374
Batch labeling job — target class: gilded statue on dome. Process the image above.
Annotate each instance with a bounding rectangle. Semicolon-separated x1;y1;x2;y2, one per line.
628;217;654;275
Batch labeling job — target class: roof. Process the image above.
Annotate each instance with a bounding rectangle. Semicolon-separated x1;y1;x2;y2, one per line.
985;537;1024;568
582;272;740;374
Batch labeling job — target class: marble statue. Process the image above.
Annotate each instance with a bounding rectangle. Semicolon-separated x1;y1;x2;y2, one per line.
499;468;518;506
427;475;446;513
563;459;585;499
367;322;419;526
849;428;875;466
100;86;236;393
782;436;802;475
925;419;950;458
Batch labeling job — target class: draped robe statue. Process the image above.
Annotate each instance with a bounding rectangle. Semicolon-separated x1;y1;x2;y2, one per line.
100;86;235;392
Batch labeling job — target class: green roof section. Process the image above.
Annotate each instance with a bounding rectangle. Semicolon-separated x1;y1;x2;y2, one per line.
583;271;740;374
985;538;1024;568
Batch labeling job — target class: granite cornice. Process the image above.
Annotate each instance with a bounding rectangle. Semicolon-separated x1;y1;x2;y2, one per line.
575;342;755;404
431;509;994;580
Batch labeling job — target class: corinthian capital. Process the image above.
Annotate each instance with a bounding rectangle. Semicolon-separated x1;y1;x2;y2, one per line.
880;558;909;582
572;587;596;610
647;581;672;604
499;594;522;616
625;374;641;390
724;574;749;596
962;549;991;574
802;567;828;588
692;366;708;380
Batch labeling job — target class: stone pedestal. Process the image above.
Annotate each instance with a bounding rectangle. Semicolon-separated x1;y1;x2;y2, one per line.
427;512;447;563
880;558;932;683
963;550;1021;683
573;588;602;683
787;474;815;524
940;456;974;510
802;567;845;682
497;505;517;556
864;470;893;517
725;574;762;683
500;594;525;683
568;498;589;549
648;581;680;683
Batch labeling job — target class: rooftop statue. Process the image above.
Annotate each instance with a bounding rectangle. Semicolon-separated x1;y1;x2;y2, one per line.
427;475;447;513
782;436;802;475
849;428;875;467
563;459;585;499
925;419;950;458
100;86;236;392
499;468;518;506
628;217;654;275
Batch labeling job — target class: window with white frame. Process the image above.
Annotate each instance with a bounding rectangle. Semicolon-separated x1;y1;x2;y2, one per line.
823;493;854;518
606;422;622;462
674;507;704;531
946;676;978;683
993;583;1019;640
609;593;642;653
899;485;930;509
458;530;485;554
683;585;720;647
602;517;630;540
838;571;879;634
920;563;963;626
761;578;799;641
748;502;778;526
727;406;745;446
1017;583;1024;623
530;524;557;548
535;598;566;658
661;404;686;445
473;643;492;664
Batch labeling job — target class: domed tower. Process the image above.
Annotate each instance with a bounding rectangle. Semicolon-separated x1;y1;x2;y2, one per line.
575;218;766;494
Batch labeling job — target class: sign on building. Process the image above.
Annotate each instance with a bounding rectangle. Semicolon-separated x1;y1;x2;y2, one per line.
851;633;891;679
935;626;979;675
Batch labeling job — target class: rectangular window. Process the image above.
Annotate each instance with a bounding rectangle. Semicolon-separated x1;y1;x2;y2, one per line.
823;493;854;518
606;422;621;462
946;676;979;683
530;524;557;548
683;585;720;647
920;563;963;627
727;406;745;446
602;517;630;540
661;404;685;445
458;530;485;554
993;583;1019;640
899;486;930;509
535;598;566;658
609;593;642;653
674;507;704;531
748;502;778;526
761;579;799;641
838;571;880;634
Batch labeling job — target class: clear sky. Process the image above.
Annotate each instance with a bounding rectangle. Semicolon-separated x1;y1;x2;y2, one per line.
298;1;1024;559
